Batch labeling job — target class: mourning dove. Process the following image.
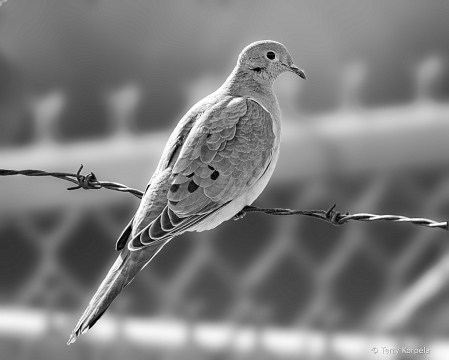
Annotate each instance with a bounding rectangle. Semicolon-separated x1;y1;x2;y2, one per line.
68;40;305;344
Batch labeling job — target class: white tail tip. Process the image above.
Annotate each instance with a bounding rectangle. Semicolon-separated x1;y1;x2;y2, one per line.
67;332;77;345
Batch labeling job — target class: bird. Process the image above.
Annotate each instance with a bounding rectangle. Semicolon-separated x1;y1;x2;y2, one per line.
67;40;305;344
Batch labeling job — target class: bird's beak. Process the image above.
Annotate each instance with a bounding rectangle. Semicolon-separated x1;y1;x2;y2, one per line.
288;64;306;79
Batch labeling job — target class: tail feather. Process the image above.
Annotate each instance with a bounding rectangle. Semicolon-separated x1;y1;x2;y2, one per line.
68;239;169;345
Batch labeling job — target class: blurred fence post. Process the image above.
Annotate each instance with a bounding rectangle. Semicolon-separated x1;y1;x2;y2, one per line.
415;55;444;102
29;90;65;144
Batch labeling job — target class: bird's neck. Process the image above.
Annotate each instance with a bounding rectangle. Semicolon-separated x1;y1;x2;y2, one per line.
219;66;279;115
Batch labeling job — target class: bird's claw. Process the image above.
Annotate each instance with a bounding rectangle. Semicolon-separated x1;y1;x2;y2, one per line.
234;210;247;221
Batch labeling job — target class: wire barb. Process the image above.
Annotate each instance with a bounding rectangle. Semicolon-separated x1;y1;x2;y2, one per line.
66;164;101;191
1;165;448;232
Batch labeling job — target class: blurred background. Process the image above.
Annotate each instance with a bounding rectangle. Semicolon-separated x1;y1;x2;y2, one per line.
1;0;449;359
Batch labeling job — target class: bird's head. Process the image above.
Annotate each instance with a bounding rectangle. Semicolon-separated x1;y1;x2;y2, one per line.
237;40;306;84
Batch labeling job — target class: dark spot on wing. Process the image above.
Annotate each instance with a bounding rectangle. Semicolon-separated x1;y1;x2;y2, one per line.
210;170;220;180
170;184;180;193
169;200;179;206
208;165;215;170
188;181;199;193
187;173;194;178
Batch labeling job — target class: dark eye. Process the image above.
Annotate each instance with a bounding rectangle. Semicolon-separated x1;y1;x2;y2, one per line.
266;51;275;60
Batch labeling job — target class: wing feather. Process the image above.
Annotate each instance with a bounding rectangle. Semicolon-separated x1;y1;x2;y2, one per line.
167;97;274;215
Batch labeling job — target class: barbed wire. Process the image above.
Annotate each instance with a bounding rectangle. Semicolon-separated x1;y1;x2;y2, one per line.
1;165;448;232
238;205;449;230
0;164;143;199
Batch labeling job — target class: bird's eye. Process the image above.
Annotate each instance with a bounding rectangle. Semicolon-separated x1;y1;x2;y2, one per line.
266;51;276;60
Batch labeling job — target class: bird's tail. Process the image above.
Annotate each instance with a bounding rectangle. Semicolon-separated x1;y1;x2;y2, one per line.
67;239;168;345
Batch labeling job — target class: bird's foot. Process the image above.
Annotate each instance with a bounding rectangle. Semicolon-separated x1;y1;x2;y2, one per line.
234;210;247;221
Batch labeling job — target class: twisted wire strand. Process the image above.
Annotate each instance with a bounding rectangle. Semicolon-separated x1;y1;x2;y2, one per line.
1;165;447;232
0;165;144;199
240;205;448;230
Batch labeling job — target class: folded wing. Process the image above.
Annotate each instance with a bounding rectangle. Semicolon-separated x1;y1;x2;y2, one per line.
129;97;275;250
